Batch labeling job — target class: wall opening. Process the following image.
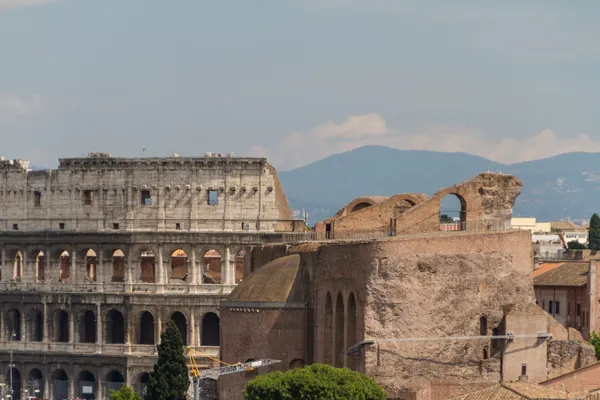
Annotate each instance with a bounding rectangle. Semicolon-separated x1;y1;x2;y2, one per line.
235;249;247;284
34;191;42;207
203;249;222;284
480;316;487;336
140;250;156;283
6;309;21;341
35;251;45;282
84;249;97;282
77;370;96;399
171;312;188;346
170;249;188;280
334;292;345;368
350;202;371;213
112;249;125;282
83;190;93;205
347;293;357;371
52;369;68;400
79;310;97;343
324;292;333;365
29;309;43;342
13;250;23;281
105;370;125;393
52;309;69;342
59;251;71;281
27;368;44;398
7;367;21;400
139;311;155;345
106;309;125;344
208;190;218;206
141;190;151;205
439;193;467;231
201;312;220;346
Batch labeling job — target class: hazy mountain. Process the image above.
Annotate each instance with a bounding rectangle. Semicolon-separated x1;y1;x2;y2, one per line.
279;146;600;225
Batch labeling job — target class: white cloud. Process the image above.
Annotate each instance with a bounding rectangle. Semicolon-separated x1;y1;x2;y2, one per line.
0;93;42;117
251;114;600;170
0;0;59;11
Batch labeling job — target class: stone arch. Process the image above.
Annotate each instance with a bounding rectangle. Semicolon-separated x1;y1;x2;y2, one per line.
234;248;247;284
289;359;305;369
324;292;333;365
105;369;125;393
77;370;96;399
202;249;222;284
27;368;44;398
58;250;71;281
345;197;378;215
51;369;68;400
439;192;467;231
140;249;156;283
52;309;69;342
28;309;43;342
350;202;372;213
106;309;125;344
5;308;22;340
78;309;97;343
347;292;357;371
170;248;188;280
201;312;220;346
111;249;125;282
34;250;45;282
171;311;188;345
6;366;21;400
334;292;344;368
139;311;155;345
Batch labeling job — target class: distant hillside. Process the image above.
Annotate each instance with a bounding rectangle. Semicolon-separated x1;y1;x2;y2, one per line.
279;145;600;225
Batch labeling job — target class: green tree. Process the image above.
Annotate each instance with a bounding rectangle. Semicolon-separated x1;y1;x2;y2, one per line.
144;320;189;400
589;213;600;250
590;331;600;360
110;385;142;400
567;240;586;250
243;363;387;400
440;214;453;223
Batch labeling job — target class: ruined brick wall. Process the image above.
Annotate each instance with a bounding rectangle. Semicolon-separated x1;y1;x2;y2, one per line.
0;154;300;232
541;361;600;392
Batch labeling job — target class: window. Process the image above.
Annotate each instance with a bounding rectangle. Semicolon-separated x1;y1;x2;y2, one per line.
83;190;93;205
208;190;218;206
59;223;65;230
12;223;18;230
521;364;527;376
241;222;249;231
548;301;553;314
34;191;41;206
555;301;560;315
577;303;581;316
113;223;120;230
175;223;181;230
141;190;151;205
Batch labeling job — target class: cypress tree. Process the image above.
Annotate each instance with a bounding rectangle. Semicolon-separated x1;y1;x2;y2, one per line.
144;320;190;400
590;213;600;251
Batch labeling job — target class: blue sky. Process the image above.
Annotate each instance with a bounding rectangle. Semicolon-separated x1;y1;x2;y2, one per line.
2;0;600;169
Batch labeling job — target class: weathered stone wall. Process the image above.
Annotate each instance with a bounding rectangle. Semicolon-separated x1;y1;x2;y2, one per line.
541;360;600;392
0;154;301;232
546;339;597;379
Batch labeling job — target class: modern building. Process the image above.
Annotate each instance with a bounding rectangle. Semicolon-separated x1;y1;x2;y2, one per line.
0;152;305;400
511;217;552;233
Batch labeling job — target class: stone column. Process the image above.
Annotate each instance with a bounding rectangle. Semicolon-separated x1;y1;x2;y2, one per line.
43;373;49;399
68;306;75;348
127;247;134;290
157;314;162;344
97;247;104;285
20;311;26;343
189;312;196;347
157;245;165;288
223;246;232;285
71;247;77;284
190;246;198;285
96;303;102;353
68;374;75;399
96;371;103;400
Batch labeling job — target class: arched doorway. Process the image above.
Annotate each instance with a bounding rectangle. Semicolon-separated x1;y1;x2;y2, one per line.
77;370;96;399
334;292;344;368
139;311;155;345
171;312;187;345
106;309;125;344
6;308;21;341
439;193;467;231
51;369;68;400
7;367;21;400
105;370;125;394
201;312;220;346
29;309;43;342
27;368;44;398
79;310;97;343
52;309;69;342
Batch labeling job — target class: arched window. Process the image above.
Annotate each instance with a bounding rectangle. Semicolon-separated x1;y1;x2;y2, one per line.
106;309;125;344
7;367;21;400
201;312;220;346
105;370;125;393
439;193;467;231
171;312;188;346
13;250;23;281
202;249;222;284
84;249;97;282
28;309;43;342
170;249;188;280
52;309;69;342
59;250;71;281
35;251;45;282
139;311;155;345
52;369;68;400
140;250;156;283
6;308;21;341
79;310;97;343
28;368;44;398
77;371;96;399
112;249;125;282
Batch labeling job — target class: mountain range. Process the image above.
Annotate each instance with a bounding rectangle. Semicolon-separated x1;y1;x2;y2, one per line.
278;145;600;225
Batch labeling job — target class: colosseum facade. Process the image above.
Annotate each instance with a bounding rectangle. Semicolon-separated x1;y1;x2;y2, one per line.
0;152;305;400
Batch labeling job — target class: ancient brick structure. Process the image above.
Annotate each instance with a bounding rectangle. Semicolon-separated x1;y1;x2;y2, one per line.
220;173;594;400
0;152;305;400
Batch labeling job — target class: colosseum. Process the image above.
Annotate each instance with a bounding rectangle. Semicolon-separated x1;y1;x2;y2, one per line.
0;152;306;400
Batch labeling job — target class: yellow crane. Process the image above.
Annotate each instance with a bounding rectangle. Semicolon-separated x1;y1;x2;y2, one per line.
187;347;281;400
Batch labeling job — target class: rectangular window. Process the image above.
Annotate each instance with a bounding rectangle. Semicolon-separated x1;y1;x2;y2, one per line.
548;301;553;314
555;301;560;315
175;223;181;230
59;223;65;230
208;190;218;206
34;191;41;206
521;364;527;376
113;223;120;230
141;190;151;205
12;223;18;230
83;190;93;205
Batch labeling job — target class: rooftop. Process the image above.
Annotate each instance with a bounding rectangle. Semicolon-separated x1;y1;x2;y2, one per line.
450;382;591;400
533;262;589;287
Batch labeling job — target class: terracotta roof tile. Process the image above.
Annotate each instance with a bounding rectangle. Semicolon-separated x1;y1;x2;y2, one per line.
533;262;589;287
